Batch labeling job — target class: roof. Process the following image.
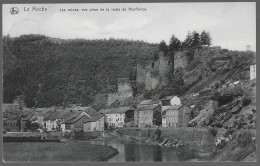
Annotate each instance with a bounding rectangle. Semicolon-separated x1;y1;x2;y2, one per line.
101;107;134;114
165;105;183;110
83;114;104;123
162;95;178;100
64;113;89;124
148;100;161;105
59;110;83;121
82;107;97;117
43;111;60;121
3;117;18;121
138;105;159;111
138;100;152;105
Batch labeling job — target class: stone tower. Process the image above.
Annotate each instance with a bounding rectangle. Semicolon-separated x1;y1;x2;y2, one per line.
136;51;174;90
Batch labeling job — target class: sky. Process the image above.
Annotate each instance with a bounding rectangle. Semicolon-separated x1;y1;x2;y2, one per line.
2;3;256;51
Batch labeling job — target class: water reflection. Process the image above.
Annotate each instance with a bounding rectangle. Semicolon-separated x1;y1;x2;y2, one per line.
88;140;195;162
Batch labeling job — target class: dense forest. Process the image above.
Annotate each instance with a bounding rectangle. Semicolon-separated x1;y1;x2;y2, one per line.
3;35;158;107
3;32;255;109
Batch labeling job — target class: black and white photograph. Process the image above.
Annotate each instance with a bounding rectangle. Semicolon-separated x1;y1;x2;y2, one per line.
1;2;257;162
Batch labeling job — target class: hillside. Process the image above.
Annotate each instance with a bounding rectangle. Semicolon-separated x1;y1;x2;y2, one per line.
3;35;158;107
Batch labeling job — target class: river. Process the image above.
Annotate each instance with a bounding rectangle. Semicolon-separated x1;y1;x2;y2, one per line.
87;140;196;162
3;140;196;162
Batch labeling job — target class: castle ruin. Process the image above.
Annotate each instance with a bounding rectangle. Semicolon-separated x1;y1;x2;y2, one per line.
136;51;174;90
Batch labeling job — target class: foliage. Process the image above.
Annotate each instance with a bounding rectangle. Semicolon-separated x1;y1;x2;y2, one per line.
158;40;168;54
237;129;253;148
25;121;39;131
242;94;251;106
186;59;201;71
143;90;153;99
3;35;158;107
200;30;212;46
209;127;218;137
169;35;181;52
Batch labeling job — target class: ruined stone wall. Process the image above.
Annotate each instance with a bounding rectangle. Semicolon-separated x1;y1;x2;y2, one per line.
136;64;146;86
118;78;133;100
158;52;174;87
174;51;189;70
107;93;119;106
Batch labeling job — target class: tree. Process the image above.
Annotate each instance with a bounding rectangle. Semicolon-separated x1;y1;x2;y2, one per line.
182;31;193;48
158;40;168;54
200;30;212;47
191;31;200;48
169;35;181;52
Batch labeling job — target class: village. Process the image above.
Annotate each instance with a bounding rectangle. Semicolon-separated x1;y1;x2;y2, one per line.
3;49;257;150
3;93;191;137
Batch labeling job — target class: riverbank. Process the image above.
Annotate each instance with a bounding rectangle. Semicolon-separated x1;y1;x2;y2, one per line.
3;141;119;162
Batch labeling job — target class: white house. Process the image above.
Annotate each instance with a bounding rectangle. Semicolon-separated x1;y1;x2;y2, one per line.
250;64;256;80
161;96;181;112
43;111;60;131
101;107;135;128
162;114;167;127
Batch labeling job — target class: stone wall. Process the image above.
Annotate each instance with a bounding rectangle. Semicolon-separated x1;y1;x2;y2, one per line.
158;52;173;87
136;51;174;90
118;127;215;152
174;51;189;70
118;78;133;102
107;93;119;106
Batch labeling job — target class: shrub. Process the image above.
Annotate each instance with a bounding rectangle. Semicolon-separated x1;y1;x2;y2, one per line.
215;82;220;89
209;127;218;137
242;95;251;106
186;59;201;71
143;90;152;99
237;129;253;148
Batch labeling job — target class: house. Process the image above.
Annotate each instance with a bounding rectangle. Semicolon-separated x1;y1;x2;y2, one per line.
19;111;40;131
135;99;161;126
43;111;61;131
83;114;105;132
60;112;90;133
101;107;135;128
161;96;181;112
250;63;256;80
3;117;19;132
137;105;161;127
161;107;167;128
165;105;191;127
2;103;20;113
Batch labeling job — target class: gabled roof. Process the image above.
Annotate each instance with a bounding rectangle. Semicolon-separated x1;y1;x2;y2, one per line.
63;113;89;124
101;107;134;114
59;110;83;121
138;105;159;111
83;114;104;123
148;100;161;105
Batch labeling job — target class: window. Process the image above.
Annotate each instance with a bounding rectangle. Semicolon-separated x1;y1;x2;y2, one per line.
168;61;171;65
152;62;154;68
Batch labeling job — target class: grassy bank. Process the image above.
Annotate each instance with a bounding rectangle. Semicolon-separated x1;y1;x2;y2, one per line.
3;141;118;162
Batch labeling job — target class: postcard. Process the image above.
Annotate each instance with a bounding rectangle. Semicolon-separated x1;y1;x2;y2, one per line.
2;2;256;162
